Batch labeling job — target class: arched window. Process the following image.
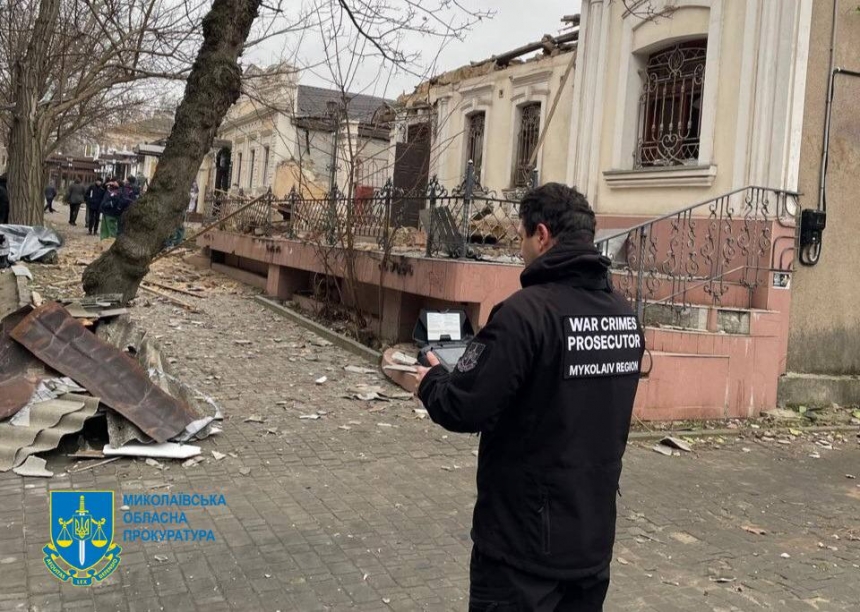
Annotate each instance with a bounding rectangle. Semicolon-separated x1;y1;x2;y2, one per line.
635;40;707;168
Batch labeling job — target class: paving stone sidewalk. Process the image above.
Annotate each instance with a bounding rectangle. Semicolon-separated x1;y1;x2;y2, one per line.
1;224;858;611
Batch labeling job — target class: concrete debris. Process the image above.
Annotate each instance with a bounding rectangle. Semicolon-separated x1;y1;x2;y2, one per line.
244;415;264;423
311;338;333;347
344;365;377;374
652;444;674;457
315;376;328;384
145;458;164;470
12;456;53;478
211;451;226;460
659;437;692;452
182;456;205;468
299;413;321;420
762;408;802;420
239;467;251;476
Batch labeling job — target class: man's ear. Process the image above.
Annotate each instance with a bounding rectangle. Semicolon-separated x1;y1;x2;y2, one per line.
537;223;552;247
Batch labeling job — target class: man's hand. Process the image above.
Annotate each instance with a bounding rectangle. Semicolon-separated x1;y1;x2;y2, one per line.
411;350;441;392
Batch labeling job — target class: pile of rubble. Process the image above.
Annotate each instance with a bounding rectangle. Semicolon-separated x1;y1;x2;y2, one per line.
0;265;222;478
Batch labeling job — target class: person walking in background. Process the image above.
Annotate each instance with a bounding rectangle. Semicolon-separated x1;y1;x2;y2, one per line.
44;183;57;213
65;178;86;226
0;174;9;225
85;177;106;236
99;179;123;239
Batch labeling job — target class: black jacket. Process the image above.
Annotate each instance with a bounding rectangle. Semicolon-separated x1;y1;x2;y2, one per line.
418;240;644;580
85;184;106;209
66;182;86;204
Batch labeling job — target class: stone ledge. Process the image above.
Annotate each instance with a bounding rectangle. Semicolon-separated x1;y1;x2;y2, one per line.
778;372;860;407
604;164;718;189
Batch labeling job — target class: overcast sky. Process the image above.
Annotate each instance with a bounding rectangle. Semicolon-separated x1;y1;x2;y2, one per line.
245;1;582;100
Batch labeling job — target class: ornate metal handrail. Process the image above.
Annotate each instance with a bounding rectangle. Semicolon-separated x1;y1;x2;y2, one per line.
596;186;801;320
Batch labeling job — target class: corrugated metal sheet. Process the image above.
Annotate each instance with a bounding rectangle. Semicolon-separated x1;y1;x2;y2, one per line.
12;394;100;469
0;398;85;471
10;303;194;443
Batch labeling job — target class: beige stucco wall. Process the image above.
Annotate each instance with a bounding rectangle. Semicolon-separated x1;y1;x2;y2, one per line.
571;0;812;216
787;0;860;375
426;51;575;194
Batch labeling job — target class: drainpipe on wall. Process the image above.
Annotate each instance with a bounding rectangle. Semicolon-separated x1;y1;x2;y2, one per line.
805;2;860;266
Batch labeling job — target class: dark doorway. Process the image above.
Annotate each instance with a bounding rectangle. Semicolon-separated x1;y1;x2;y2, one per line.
392;122;431;227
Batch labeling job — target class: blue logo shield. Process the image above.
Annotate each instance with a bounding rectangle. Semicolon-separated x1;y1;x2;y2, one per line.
44;491;121;586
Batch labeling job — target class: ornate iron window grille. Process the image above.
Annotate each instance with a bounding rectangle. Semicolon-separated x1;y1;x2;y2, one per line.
635;41;707;169
514;103;541;187
466;112;485;182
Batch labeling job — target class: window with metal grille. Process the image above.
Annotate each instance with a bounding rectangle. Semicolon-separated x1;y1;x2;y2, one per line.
635;40;707;168
514;103;541;187
262;146;270;186
235;152;242;187
466;112;485;181
249;149;256;188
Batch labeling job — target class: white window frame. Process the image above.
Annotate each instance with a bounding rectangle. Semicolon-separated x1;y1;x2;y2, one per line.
605;0;722;189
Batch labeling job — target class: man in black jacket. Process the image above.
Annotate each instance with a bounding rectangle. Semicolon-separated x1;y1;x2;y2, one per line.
84;178;106;235
414;183;644;611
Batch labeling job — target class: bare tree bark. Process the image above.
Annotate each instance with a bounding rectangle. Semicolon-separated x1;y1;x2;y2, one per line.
82;0;262;301
6;0;60;225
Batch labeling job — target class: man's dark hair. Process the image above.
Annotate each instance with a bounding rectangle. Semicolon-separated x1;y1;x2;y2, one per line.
519;183;595;242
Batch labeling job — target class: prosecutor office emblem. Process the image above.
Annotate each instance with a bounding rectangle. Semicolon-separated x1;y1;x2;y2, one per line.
44;491;122;586
456;342;486;373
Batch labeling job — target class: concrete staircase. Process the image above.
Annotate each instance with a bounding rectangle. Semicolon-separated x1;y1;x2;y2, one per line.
595;186;800;420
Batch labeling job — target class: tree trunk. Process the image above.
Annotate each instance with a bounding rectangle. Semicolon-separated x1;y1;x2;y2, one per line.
82;0;262;301
7;95;46;226
6;0;60;226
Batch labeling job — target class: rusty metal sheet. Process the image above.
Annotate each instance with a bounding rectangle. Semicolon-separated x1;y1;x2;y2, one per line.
10;302;194;443
0;306;56;383
0;376;36;421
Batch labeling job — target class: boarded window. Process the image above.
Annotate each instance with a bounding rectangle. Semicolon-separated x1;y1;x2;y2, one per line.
514;103;541;187
636;40;707;168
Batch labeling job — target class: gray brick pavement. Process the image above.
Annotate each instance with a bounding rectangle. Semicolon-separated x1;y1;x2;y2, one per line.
2;228;859;611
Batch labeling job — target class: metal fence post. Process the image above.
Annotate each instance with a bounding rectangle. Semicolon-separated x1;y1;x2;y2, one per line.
327;186;338;246
462;160;475;259
265;188;273;234
636;226;647;322
530;168;540;191
426;176;437;258
382;179;393;251
286;186;298;238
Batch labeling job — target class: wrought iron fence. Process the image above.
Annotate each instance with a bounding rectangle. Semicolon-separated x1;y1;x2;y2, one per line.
595;186;800;319
201;161;526;261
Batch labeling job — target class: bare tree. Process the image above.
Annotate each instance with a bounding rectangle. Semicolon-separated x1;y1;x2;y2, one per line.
83;0;488;302
0;0;200;224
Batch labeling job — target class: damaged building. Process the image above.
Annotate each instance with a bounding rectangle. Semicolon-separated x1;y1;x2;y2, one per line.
391;16;579;198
